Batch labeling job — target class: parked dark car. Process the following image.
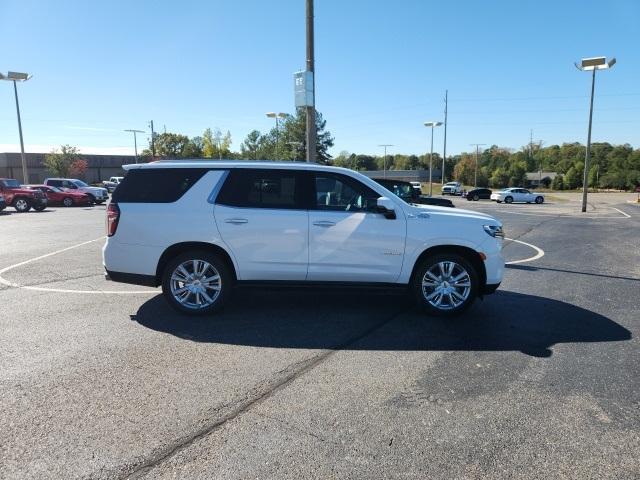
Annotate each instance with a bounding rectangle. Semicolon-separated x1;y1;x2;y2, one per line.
0;193;6;212
373;178;455;208
464;188;493;201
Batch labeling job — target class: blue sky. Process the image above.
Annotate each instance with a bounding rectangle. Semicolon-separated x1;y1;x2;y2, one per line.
1;0;638;157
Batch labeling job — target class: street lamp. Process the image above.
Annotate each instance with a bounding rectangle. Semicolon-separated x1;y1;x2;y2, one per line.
124;129;145;163
575;56;616;213
378;144;393;178
266;112;287;160
0;71;32;183
424;121;442;196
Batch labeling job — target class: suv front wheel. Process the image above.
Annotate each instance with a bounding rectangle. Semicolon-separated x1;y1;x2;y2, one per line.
161;251;231;315
413;253;478;316
13;197;31;212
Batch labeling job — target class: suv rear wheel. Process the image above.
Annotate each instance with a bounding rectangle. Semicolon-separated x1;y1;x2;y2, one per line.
413;253;478;316
13;197;31;212
161;250;231;315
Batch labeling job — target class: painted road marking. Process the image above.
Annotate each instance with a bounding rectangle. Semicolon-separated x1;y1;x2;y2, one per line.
0;237;158;295
504;238;545;265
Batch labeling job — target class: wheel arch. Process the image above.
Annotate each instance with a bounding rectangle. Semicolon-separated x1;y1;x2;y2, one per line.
409;245;487;292
155;242;237;286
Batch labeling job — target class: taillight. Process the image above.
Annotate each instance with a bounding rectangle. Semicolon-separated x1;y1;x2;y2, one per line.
106;202;120;237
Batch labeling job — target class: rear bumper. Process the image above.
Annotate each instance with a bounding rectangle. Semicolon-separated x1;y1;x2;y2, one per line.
105;269;158;287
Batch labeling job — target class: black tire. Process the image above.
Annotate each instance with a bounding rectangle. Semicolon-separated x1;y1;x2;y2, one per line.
473;194;480;201
86;193;96;204
535;196;544;204
161;250;233;316
33;204;47;212
63;197;74;207
413;253;479;317
496;200;502;203
13;197;31;212
504;196;513;204
94;200;104;205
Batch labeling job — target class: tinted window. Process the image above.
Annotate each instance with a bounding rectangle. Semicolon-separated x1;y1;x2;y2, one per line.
216;169;304;209
47;180;63;187
315;174;379;212
112;168;207;203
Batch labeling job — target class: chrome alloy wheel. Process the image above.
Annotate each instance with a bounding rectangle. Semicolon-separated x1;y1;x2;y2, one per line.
15;198;29;211
170;259;222;310
421;261;471;311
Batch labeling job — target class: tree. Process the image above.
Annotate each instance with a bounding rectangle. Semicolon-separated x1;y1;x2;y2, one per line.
43;145;80;177
453;154;476;186
552;174;564;190
240;130;262;160
153;132;189;158
69;159;88;178
564;166;581;189
183;136;204;158
275;109;334;163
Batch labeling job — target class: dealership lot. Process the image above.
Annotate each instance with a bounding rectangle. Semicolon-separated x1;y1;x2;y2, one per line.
1;195;639;479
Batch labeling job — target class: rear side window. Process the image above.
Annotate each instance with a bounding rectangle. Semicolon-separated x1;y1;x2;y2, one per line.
216;169;304;209
47;179;63;187
112;168;207;203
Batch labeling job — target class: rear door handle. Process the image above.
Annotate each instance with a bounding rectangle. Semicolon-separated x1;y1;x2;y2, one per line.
313;220;336;227
225;218;248;224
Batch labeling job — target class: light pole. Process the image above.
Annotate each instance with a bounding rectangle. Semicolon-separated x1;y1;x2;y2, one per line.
575;56;616;213
378;144;393;178
124;129;145;163
469;144;486;188
1;71;32;183
266;112;287;160
424;122;442;196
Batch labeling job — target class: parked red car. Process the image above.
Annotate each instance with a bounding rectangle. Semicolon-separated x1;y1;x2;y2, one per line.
0;178;48;212
25;184;91;207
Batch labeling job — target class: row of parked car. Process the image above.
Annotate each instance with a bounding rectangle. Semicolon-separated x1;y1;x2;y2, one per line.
0;177;109;212
441;182;546;204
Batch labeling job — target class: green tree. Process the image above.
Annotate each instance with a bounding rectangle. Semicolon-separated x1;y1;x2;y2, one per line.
564;166;581;189
43;145;80;177
275;109;334;163
453;154;476;186
240;130;262;160
153;132;189;158
551;174;564;190
183;136;204;158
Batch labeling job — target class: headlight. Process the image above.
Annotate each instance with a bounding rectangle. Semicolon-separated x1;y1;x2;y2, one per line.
483;224;504;238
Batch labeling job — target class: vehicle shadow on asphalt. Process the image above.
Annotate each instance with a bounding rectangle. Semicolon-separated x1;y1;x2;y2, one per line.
131;290;631;358
507;264;640;282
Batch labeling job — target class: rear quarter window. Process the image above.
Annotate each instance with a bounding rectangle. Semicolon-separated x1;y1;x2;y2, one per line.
112;168;207;203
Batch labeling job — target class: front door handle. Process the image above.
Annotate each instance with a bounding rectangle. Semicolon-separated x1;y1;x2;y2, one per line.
225;218;248;224
313;220;336;227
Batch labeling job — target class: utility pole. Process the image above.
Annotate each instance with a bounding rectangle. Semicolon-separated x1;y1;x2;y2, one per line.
149;120;156;158
470;143;486;188
13;80;28;183
305;0;316;162
378;144;393;178
442;90;448;185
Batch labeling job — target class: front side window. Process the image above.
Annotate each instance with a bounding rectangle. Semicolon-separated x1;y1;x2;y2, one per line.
73;180;89;187
216;169;303;209
315;174;378;212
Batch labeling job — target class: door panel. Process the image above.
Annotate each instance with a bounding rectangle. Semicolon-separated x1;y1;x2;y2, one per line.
307;173;406;282
215;205;308;280
214;168;309;281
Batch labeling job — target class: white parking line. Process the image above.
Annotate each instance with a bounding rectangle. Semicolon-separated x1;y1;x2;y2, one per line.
0;237;158;294
504;238;545;265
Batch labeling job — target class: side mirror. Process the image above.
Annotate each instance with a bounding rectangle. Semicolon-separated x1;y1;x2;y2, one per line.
376;196;396;219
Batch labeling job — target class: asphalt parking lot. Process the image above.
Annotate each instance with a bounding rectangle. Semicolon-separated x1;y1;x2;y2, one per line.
1;194;639;479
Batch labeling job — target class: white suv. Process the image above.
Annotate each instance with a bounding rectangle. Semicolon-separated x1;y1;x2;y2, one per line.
442;181;463;195
103;161;504;316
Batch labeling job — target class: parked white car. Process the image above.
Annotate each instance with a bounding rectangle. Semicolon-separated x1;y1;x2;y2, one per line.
44;178;109;204
103;162;504;317
442;181;463;195
491;188;544;204
410;181;423;194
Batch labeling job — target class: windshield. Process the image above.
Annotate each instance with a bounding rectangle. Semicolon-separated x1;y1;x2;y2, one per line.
1;179;21;188
445;182;458;186
72;180;89;187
